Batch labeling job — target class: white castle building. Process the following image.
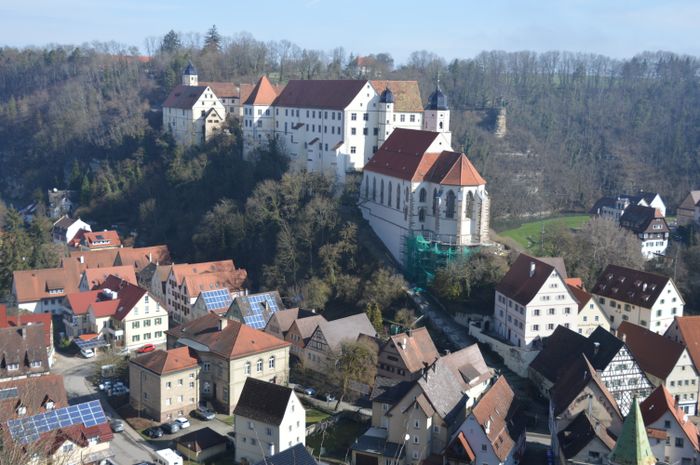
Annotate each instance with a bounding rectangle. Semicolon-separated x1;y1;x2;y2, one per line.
162;62;227;146
359;124;489;266
242;76;448;181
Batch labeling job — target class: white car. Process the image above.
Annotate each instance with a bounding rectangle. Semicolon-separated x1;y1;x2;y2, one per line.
174;416;190;428
80;348;95;358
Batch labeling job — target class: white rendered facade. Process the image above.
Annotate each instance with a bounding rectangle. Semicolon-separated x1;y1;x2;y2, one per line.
577;298;610;336
645;404;699;464
593;280;684;334
494;271;579;348
657;349;698;415
243;80;428;181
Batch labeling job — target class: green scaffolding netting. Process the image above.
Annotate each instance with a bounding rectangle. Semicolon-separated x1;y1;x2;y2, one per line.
403;234;478;286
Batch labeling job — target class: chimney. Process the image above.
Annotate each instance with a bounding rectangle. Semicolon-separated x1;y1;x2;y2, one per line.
218;318;228;331
148;252;153;263
485;419;491;434
400;337;407;350
529;261;536;278
79;256;85;264
642;283;647;292
268;443;275;456
407;328;413;337
593;341;600;355
621;333;626;343
20;327;27;339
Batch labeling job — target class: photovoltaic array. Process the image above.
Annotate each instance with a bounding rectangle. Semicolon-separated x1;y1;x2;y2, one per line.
242;292;280;329
6;400;107;444
202;288;233;311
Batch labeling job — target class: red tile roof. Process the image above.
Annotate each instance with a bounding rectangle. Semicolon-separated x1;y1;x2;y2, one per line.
199;81;238;98
66;290;102;315
369;80;423;113
130;346;199;375
273;79;367;110
244;76;279;105
496;253;569;306
82;266;137;290
640;384;699;451
565;281;593;312
81;230;121;249
4;312;53;347
97;276;147;321
387;327;439;374
617;321;685;380
0;374;68;423
423;151;486;186
667;316;700;372
471;376;521;462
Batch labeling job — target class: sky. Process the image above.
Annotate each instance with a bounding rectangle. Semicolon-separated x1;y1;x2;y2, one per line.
1;0;699;63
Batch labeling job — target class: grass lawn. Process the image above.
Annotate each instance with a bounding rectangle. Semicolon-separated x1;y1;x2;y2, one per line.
218;415;235;426
306;408;331;425
307;417;368;460
498;214;589;250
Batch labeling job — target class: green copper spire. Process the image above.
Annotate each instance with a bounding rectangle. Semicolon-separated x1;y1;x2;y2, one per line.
609;397;657;465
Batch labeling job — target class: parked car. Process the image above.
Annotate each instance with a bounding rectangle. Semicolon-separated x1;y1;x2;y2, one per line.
160;422;180;434
80;348;95;358
303;386;317;396
174;416;190;429
137;344;156;354
192;407;216;421
144;426;164;438
108;385;129;397
320;393;336;403
110;419;124;433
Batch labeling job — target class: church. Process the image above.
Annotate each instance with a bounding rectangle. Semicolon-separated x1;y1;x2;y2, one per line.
359;85;490;267
162;62;227;146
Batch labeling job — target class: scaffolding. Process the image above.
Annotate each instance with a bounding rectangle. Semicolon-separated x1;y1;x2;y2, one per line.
403;234;478;286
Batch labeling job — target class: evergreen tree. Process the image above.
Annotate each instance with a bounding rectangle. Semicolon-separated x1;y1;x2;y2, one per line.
203;25;222;53
366;302;384;334
160;30;182;54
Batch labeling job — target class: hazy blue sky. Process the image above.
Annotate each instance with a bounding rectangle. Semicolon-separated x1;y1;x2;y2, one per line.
2;0;699;62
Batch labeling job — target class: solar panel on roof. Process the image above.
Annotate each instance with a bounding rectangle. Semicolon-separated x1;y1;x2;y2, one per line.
202;288;233;311
6;400;106;444
239;292;280;329
0;387;18;400
74;338;110;350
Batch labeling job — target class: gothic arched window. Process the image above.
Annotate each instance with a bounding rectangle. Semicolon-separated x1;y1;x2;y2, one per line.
432;189;438;215
372;177;376;201
388;182;393;207
396;184;401;209
465;192;474;218
380;179;385;204
418;208;426;223
439;121;444;130
364;178;369;199
419;188;427;203
445;190;456;219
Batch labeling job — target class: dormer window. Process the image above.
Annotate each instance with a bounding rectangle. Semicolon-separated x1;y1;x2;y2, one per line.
30;361;42;368
7;363;19;371
17;406;26;415
45;401;54;410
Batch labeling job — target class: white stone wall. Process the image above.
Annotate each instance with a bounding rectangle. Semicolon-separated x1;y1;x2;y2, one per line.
646;410;699;464
164;87;226;146
121;293;169;350
664;350;699;415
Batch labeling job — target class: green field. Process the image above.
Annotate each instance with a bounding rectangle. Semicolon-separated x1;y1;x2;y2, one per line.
499;214;589;250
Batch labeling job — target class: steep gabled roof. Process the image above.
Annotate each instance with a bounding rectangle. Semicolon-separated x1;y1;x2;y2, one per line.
244;76;279;105
423;151;486;186
639;384;699;452
163;84;208;109
233;378;293;425
312;313;376;352
167;313;290;360
98;275;148;321
440;344;494;389
388;328;439;374
264;308;315;334
0;325;49;379
253;443;318;465
199;81;237;98
591;265;673;309
13;267;80;303
369;80;423;113
130;347;199;375
620;205;668;234
0;374;68;423
557;411;616;460
82;265;137;290
170;260;237;286
590;196;617;215
3;312;52;347
617;321;685;380
363;129;445;181
495;253;568;306
471;376;523;462
81;230;121;249
273;79;367;109
666;316;700;372
565;280;594;312
176;426;227;452
115;245;171;271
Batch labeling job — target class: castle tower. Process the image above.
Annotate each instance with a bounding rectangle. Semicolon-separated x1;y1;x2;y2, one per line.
608;398;657;465
182;61;198;86
423;79;451;147
377;87;395;146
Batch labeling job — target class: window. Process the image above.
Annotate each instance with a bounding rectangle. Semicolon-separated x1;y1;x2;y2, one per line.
257;359;264;372
413;435;419;444
351;128;356;135
269;356;275;369
267;427;272;436
419;188;427;203
132;321;140;329
350;146;356;154
410;114;416;122
132;335;140;342
400;114;406;122
155;317;162;325
177;395;183;403
363;127;368;135
380;180;385;204
418;208;426;223
445;190;456;218
363;113;369;121
244;361;251;375
533;309;540;316
166;381;172;389
675;437;684;448
547;324;554;330
165;398;172;406
63;444;74;453
373;127;379;135
388;182;392;206
532;324;540;331
548;308;556;315
351;113;357;121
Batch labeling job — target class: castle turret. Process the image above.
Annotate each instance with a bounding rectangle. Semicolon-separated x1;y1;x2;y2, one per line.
378;86;395;146
182;61;198;86
423;79;451;146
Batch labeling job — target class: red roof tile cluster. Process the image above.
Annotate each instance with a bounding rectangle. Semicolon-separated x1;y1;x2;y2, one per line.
640;384;699;451
471;376;522;462
0;374;68;423
130;346;199;375
81;265;137;290
667;316;700;372
244;76;279;106
272;79;367;110
97;275;148;321
81;230;121;249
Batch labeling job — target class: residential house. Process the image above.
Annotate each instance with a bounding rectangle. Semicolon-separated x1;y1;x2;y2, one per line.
608;398;657;465
253;443;318;465
0;304;54;367
78;265;137;291
0;374;68;422
165;260;247;324
69;229;122;250
162;63;226;146
440;345;495;408
234;378;305;464
176;427;228;463
619;205;670;259
225;291;286;330
494;254;579;348
243;76;434;181
447;376;526;465
530;325;653;415
166;313;291;414
129;346;200;422
90;275;169;351
145;263;173;304
564;278;610;336
64;290;103;338
376;327;439;382
590;191;666;221
304;313;377;373
664;315;700;414
0;323;49;381
548;354;624;463
263;308;316;342
360;128;490;266
265;310;325;360
555;411;616;465
353;356;469;465
677;190;700;227
51;215;90;244
114;244;172;277
47;188;76;219
639;385;700;464
591;265;684;334
190;288;234;320
618;321;699;415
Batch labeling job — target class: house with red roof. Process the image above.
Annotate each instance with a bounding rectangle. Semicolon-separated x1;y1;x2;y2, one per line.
565;277;611;336
664;315;700;414
640;384;700;464
242;75;441;181
359;128;490;265
162;62;226;146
